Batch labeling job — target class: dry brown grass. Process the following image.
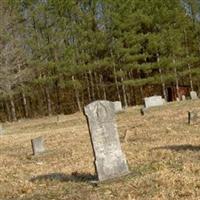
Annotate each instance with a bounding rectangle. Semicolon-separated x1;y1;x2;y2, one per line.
0;100;200;200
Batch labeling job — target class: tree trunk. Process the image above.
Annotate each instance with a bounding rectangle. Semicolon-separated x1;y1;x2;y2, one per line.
128;71;135;105
133;86;137;105
137;69;144;102
45;87;52;116
127;91;131;107
174;63;180;99
99;74;107;100
157;53;167;100
198;82;200;95
113;66;121;102
81;90;85;108
120;69;128;108
140;86;144;102
94;72;100;99
85;73;91;102
122;82;128;108
184;29;194;91
55;80;61;114
72;76;82;112
188;64;194;91
159;67;167;100
89;70;95;100
5;100;11;121
29;96;34;118
22;92;28;118
9;96;17;121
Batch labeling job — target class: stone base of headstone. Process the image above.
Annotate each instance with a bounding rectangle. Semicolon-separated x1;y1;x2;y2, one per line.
188;111;200;125
31;136;45;155
89;171;131;185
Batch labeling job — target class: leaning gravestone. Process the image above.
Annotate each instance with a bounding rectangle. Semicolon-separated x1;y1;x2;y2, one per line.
144;95;165;108
31;136;45;155
84;101;129;182
190;91;198;100
113;101;123;113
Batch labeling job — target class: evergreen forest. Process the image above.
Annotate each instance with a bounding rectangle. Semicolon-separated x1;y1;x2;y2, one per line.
1;0;200;121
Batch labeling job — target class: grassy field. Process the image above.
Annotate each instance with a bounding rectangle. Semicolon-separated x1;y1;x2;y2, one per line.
0;100;200;200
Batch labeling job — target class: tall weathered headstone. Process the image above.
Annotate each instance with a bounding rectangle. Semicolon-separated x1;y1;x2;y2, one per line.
190;91;198;100
84;101;129;182
144;96;165;108
113;101;123;113
31;136;45;155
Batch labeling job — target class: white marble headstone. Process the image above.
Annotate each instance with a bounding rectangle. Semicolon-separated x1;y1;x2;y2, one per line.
113;101;123;113
144;96;165;108
182;95;186;101
190;91;198;100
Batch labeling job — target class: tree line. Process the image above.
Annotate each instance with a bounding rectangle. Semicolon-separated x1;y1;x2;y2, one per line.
0;0;200;121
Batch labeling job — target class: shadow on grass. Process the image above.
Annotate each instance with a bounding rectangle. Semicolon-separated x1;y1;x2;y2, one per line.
153;144;200;151
30;172;97;183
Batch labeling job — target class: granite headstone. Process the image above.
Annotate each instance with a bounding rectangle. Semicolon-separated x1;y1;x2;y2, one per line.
84;100;129;182
188;111;200;125
31;136;45;155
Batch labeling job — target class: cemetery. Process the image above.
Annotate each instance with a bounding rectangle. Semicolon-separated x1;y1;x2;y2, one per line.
1;1;200;199
0;99;200;200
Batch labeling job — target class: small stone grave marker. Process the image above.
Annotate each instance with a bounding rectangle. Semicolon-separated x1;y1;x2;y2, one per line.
144;95;165;108
31;136;45;155
182;95;186;101
113;101;123;113
84;100;129;182
190;91;198;100
0;124;4;135
188;111;200;125
140;107;147;116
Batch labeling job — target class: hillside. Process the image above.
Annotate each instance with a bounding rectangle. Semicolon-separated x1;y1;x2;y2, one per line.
0;100;200;200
